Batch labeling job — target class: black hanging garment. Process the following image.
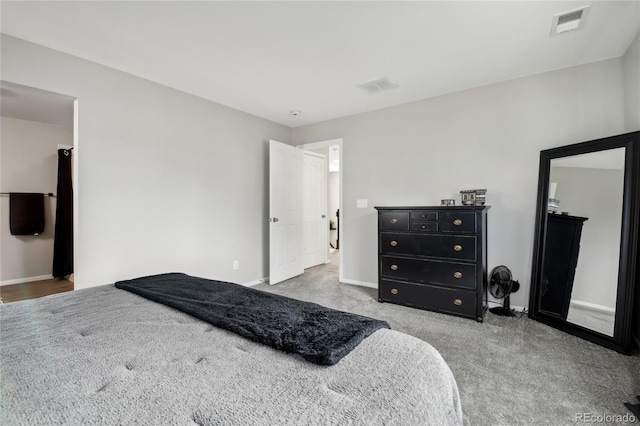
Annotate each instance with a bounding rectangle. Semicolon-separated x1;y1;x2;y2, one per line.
53;148;73;278
9;193;45;235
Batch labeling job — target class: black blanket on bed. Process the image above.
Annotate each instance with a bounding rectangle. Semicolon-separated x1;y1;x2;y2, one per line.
115;273;389;366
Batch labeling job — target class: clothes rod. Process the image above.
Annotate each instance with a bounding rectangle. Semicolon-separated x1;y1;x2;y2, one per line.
0;192;56;197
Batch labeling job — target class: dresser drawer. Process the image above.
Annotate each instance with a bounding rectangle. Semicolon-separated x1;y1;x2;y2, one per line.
410;211;438;221
380;233;477;261
379;279;476;318
379;211;409;231
411;222;438;232
439;212;477;233
380;256;476;289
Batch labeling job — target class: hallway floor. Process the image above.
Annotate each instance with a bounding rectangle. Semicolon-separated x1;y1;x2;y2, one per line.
0;278;73;304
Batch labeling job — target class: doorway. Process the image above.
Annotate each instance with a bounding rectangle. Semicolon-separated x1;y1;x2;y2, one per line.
297;138;343;282
0;81;77;299
268;140;328;285
302;151;328;269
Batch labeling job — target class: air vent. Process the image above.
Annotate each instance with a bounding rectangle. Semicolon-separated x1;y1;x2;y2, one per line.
551;6;590;35
357;76;399;95
557;10;584;26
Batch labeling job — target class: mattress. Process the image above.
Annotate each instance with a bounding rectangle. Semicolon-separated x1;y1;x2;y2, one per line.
0;284;462;425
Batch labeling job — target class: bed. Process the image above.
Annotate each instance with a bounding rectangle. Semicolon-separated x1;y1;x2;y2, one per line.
0;275;462;425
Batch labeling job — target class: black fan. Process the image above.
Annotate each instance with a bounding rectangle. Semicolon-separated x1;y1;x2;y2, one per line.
489;265;520;317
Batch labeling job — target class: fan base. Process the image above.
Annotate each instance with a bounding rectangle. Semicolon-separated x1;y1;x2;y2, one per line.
490;307;516;317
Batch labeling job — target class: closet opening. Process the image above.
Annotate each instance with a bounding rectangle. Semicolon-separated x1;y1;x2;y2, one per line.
0;81;77;303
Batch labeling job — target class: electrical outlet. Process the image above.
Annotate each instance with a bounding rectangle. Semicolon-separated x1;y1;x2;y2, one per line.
357;199;368;208
233;260;239;270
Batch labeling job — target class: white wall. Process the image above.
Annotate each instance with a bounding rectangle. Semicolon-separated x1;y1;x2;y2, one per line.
292;58;627;307
0;117;73;282
550;166;624;310
2;31;635;307
624;31;640;132
1;34;291;288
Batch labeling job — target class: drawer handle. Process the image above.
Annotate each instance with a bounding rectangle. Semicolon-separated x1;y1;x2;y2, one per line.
421;225;426;229
453;299;463;306
453;244;463;252
453;219;463;226
390;218;398;224
390;264;398;271
454;272;463;279
391;288;399;295
390;240;398;247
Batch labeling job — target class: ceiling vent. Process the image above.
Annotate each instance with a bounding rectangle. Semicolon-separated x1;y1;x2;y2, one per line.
551;5;590;35
357;76;399;95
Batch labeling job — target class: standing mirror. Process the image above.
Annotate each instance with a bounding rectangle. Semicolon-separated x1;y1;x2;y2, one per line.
529;131;639;354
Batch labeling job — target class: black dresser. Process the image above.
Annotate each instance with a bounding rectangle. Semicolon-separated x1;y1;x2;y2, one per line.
375;206;490;321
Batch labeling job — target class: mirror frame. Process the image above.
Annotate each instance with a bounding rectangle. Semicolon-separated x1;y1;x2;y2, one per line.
529;131;640;354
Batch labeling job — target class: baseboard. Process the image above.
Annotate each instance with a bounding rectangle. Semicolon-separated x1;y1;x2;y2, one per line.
242;277;268;287
340;278;377;289
1;275;54;287
570;299;615;314
486;300;526;313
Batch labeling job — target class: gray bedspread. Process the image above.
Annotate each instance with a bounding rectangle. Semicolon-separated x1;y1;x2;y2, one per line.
0;285;462;425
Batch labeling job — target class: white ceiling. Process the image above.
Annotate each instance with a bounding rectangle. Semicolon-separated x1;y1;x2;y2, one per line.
0;81;75;128
1;1;639;128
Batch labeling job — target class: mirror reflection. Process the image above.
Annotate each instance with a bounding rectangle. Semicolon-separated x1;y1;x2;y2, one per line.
541;148;625;337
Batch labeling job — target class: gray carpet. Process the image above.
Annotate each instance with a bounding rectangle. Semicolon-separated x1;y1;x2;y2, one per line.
254;253;640;426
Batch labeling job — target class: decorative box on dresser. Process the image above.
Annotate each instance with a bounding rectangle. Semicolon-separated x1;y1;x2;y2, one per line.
375;206;490;322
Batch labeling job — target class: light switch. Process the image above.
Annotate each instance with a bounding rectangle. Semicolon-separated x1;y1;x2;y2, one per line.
357;199;368;208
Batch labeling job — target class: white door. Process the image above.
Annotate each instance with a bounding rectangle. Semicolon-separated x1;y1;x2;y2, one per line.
303;152;327;269
269;140;303;285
